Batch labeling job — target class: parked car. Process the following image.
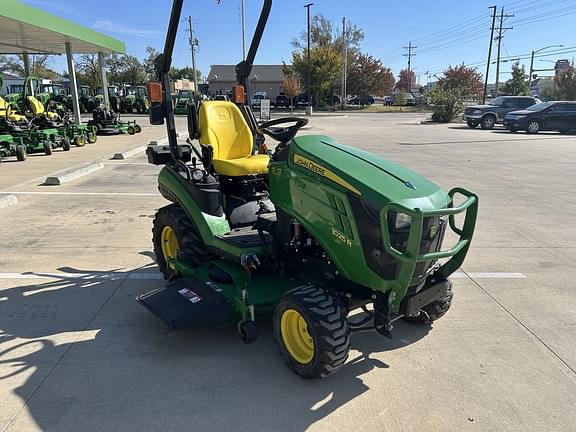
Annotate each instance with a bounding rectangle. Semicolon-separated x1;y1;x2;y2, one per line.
347;95;374;106
251;92;269;108
295;94;309;107
383;95;393;106
463;96;540;129
274;95;290;109
503;101;576;134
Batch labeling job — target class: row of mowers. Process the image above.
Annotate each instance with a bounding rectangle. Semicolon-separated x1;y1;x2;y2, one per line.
0;76;142;163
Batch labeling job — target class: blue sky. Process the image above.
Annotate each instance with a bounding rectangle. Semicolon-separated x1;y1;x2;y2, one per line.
22;0;576;84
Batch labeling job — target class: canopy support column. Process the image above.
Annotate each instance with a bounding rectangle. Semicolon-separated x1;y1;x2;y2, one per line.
22;52;31;76
98;52;110;108
65;42;81;125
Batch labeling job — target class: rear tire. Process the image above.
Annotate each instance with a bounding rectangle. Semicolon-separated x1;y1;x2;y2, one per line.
74;135;86;147
152;204;214;280
16;145;26;161
274;285;351;378
87;132;97;143
43;141;52;156
526;120;540;134
405;281;453;324
480;115;496;130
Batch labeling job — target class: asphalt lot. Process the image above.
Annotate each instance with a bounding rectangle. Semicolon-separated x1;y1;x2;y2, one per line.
1;113;575;432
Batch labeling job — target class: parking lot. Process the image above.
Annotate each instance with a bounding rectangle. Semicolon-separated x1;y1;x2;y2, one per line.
1;113;575;432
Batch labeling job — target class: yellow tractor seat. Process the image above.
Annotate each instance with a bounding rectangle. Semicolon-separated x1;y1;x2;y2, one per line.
198;101;269;177
27;96;59;120
0;97;27;123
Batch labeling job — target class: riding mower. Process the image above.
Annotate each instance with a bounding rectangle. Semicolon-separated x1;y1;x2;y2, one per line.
88;105;141;136
138;0;478;379
0;133;26;163
94;86;121;113
0;117;58;157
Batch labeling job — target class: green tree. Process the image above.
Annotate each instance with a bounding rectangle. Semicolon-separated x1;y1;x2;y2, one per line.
347;53;394;98
437;64;484;99
291;45;342;106
429;88;464;122
169;66;202;83
143;47;160;81
555;63;576;100
501;62;529;96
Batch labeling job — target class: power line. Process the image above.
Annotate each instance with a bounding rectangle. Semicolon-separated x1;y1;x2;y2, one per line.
403;41;416;92
494;7;514;96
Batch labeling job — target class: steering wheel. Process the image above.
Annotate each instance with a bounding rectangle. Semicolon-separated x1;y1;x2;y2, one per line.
257;117;308;143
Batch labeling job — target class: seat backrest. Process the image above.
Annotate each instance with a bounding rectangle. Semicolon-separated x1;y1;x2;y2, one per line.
198;101;253;160
0;96;7;111
27;96;45;115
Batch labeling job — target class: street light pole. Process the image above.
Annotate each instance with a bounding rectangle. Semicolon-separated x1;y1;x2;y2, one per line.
304;3;314;114
528;45;563;93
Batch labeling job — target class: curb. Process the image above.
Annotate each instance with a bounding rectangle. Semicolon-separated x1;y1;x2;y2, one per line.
44;162;105;185
0;194;17;209
112;144;147;160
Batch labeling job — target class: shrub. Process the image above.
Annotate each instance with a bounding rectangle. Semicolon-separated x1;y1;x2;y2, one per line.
429;88;464;123
393;92;407;106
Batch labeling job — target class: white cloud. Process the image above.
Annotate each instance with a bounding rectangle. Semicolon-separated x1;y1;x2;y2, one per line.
93;20;160;38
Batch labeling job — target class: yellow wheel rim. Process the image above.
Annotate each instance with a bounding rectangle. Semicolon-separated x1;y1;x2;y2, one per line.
160;226;179;270
280;309;314;364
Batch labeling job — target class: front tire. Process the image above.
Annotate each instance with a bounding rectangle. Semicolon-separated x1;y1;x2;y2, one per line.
526;120;540;134
127;126;136;135
43;141;52;156
466;120;478;128
134;124;142;133
62;137;71;151
16;144;27;161
74;135;86;147
480;115;496;130
273;285;351;379
152;204;213;280
87;132;97;143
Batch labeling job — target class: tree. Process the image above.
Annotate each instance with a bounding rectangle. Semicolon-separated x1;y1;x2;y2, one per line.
169;67;202;83
555;63;576;100
429;88;464;123
291;45;342;107
437;64;484;99
282;67;302;112
77;54;101;88
396;69;416;92
290;14;364;105
347;53;394;98
501;62;529;96
143;47;160;81
0;54;60;79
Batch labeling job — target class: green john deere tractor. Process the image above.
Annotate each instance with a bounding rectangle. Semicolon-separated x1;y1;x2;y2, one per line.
120;85;150;113
173;89;193;115
139;0;478;378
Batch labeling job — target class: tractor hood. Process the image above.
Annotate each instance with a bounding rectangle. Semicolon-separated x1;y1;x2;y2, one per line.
290;135;449;210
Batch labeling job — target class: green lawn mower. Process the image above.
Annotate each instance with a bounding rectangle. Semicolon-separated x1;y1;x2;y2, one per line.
88;106;142;135
0;133;26;163
0;119;58;157
138;0;478;378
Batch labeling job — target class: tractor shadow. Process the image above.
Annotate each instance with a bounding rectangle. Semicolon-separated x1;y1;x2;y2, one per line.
0;264;433;432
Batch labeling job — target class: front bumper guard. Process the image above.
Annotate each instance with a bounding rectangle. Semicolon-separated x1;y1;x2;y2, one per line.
380;188;478;306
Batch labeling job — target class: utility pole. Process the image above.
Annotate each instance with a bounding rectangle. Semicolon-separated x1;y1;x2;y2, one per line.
483;6;497;104
241;0;246;60
304;3;314;114
494;7;513;97
187;16;199;93
403;41;416;93
341;17;348;110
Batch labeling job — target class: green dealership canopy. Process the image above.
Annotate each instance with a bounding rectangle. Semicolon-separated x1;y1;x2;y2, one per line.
0;0;125;55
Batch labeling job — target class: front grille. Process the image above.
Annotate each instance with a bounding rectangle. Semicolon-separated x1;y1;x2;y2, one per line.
350;196;447;281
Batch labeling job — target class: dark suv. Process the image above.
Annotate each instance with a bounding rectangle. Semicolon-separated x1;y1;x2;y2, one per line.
463;96;540;129
503;101;576;134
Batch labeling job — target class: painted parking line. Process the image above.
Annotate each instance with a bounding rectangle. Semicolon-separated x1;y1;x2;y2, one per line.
0;271;525;280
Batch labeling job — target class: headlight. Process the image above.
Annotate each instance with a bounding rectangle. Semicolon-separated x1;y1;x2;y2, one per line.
192;169;205;182
393;212;412;230
472;110;483;115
